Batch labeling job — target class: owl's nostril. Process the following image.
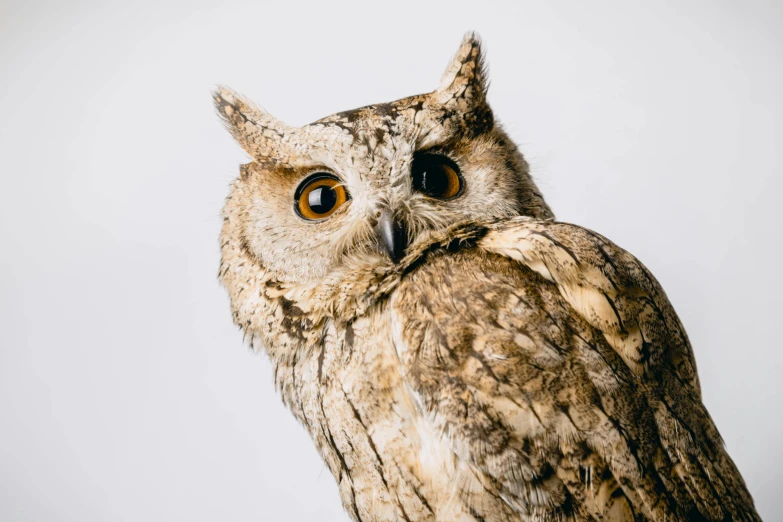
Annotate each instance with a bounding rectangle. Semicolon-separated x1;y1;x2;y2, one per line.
376;211;408;264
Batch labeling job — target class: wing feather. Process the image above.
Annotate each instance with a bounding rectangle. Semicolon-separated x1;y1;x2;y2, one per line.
392;218;759;521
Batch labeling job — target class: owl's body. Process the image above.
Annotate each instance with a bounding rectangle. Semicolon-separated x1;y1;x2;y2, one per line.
216;35;760;521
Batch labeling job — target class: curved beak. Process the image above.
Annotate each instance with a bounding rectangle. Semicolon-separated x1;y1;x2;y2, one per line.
376;211;408;264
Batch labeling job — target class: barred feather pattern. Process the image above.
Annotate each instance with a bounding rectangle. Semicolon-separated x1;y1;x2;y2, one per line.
219;199;759;521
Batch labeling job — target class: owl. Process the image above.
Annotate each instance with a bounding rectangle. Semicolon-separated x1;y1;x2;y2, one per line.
214;34;760;521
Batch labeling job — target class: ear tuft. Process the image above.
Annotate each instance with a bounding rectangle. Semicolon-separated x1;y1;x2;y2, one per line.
436;32;489;103
212;86;292;159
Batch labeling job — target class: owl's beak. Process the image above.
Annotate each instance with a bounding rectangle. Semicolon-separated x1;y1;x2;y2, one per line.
376;211;408;264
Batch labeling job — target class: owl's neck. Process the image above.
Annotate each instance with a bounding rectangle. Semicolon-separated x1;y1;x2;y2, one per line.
220;217;490;366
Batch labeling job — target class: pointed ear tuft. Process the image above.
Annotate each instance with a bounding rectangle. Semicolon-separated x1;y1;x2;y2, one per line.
212;86;293;159
436;32;489;105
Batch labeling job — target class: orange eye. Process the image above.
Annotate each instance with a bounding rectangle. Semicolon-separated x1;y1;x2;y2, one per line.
411;154;462;199
294;174;349;220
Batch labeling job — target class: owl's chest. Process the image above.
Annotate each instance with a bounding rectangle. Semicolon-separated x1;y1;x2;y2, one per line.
271;304;474;522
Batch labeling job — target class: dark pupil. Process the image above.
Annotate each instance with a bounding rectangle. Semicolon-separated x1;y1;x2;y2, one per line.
412;157;449;196
308;185;337;214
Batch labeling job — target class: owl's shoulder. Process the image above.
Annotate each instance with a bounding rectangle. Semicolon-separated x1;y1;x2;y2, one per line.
388;218;759;521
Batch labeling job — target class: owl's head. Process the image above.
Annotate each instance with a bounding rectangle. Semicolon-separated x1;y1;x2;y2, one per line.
216;34;552;284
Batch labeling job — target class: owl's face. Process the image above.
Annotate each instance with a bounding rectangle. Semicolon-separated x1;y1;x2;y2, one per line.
216;35;552;283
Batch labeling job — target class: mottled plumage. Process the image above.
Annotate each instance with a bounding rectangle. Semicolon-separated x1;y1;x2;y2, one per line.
214;34;759;521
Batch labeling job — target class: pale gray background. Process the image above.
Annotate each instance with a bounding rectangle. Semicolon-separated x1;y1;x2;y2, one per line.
1;0;781;520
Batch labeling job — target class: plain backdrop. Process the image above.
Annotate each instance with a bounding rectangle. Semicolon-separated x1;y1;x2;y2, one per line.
1;0;781;520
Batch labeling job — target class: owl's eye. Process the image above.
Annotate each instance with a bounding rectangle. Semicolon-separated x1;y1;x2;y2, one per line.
295;174;349;220
411;154;462;199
